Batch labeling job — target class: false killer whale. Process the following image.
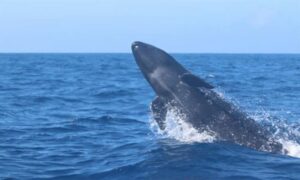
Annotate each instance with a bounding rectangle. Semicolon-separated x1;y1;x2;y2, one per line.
131;41;283;153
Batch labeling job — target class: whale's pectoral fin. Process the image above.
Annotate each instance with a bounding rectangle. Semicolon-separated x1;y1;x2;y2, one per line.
151;97;167;130
181;73;214;89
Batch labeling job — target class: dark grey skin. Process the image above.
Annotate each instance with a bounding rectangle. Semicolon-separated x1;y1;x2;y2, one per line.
131;41;283;154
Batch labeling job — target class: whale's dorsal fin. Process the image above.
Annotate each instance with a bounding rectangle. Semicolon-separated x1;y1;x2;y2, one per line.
181;73;214;89
151;97;167;130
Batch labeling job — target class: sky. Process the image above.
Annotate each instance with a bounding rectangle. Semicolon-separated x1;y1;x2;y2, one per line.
0;0;300;53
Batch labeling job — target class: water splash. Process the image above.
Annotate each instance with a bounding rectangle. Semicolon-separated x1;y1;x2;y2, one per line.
250;111;300;157
218;89;300;158
279;140;300;158
150;106;216;143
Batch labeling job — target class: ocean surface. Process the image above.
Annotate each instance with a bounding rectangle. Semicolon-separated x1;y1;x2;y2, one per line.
1;53;300;179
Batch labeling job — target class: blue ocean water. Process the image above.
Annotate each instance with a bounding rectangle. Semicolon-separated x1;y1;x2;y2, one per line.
0;53;300;179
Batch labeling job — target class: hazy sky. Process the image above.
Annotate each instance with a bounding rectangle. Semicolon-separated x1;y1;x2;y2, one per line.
1;0;300;53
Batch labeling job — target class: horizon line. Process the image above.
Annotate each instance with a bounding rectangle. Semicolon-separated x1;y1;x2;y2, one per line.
1;52;300;55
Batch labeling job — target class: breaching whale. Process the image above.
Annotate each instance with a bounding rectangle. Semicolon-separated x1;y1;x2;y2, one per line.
131;41;283;153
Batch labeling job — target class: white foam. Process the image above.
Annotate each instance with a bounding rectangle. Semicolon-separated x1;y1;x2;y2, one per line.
278;139;300;158
150;107;216;143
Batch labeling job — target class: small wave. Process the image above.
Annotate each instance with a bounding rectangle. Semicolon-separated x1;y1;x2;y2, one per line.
251;76;269;81
73;116;145;125
206;74;215;78
94;89;134;99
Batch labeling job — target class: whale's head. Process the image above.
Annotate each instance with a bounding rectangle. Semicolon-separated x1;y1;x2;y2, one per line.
132;41;188;97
